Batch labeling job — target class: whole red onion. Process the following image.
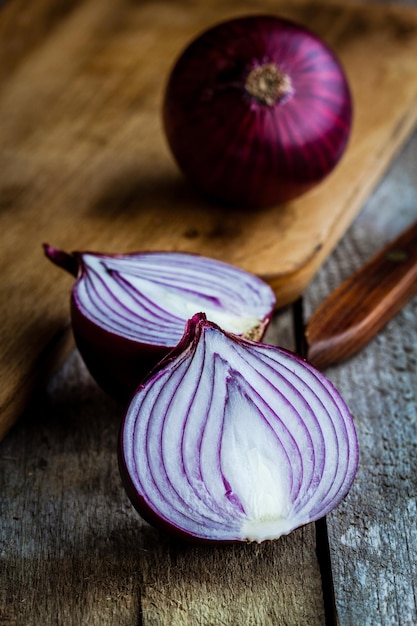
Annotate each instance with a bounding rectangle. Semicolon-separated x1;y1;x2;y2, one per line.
163;15;353;208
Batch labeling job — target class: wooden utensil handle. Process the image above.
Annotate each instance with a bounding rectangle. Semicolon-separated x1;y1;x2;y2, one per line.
306;221;417;369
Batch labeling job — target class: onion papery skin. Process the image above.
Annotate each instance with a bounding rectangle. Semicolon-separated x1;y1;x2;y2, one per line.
163;15;353;208
44;245;276;403
119;313;358;544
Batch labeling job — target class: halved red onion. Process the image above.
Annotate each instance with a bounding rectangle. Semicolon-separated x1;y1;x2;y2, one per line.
44;245;276;402
119;313;358;543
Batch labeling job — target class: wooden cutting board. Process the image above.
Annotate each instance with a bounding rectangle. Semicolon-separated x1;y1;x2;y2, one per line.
1;0;417;439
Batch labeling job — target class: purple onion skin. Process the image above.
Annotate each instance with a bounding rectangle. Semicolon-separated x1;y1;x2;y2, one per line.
163;15;353;208
45;246;166;402
118;444;211;545
118;318;224;545
70;304;169;403
118;317;235;545
119;313;358;544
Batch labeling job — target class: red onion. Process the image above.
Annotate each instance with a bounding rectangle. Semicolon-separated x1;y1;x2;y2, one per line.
44;245;275;402
119;313;358;543
163;15;352;208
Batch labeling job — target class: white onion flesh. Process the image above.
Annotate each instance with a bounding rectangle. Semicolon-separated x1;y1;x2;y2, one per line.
75;252;275;344
120;314;358;543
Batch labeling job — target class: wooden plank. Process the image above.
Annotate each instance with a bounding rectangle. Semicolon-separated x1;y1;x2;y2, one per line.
0;310;329;626
302;130;417;625
0;0;84;81
326;317;417;625
2;0;417;439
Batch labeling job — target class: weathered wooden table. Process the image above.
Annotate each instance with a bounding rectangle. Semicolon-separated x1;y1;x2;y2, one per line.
1;0;417;624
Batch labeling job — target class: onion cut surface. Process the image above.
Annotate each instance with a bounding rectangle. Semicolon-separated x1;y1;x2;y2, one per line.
44;246;275;401
119;313;358;543
72;251;274;343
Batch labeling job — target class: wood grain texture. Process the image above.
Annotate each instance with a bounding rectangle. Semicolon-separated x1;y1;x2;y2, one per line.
305;219;417;369
0;312;329;626
2;0;417;438
0;0;83;81
324;299;417;626
302;131;417;625
2;3;417;623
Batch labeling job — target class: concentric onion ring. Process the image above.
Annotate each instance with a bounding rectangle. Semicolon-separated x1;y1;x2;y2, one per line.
120;313;358;543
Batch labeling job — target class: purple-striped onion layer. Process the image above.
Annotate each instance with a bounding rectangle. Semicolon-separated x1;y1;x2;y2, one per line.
163;14;352;208
119;313;358;543
44;245;275;401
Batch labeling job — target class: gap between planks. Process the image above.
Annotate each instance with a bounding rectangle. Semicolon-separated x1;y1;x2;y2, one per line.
293;297;338;626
